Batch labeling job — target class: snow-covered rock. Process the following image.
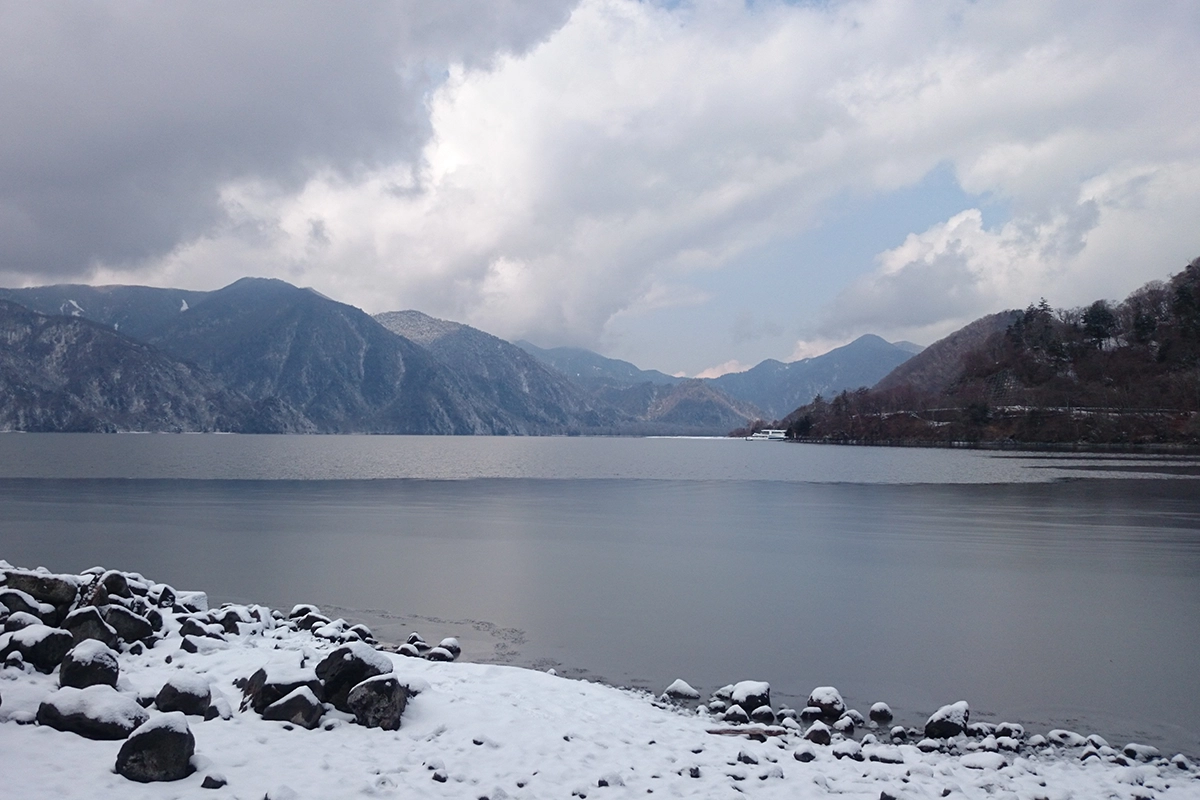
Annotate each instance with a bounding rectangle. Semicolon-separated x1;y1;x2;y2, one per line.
59;640;119;689
1123;742;1162;761
155;671;211;716
115;712;195;782
722;703;749;724
314;642;393;712
803;720;831;745
36;685;148;740
730;680;770;714
925;700;970;738
750;704;776;724
242;661;323;714
261;686;323;729
101;605;153;643
3;611;40;632
347;674;409;730
0;588;55;623
0;569;80;608
1048;728;1087;747
662;678;700;699
62;607;119;650
832;739;863;761
806;686;845;719
1;624;73;672
869;701;893;723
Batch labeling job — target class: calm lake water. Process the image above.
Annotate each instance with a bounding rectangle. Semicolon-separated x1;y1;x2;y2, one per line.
2;434;1199;755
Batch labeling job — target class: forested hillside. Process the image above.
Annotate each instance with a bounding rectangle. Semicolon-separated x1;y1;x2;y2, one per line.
776;258;1200;447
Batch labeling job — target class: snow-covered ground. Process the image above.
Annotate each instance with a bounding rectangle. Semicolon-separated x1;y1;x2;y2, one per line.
2;563;1197;799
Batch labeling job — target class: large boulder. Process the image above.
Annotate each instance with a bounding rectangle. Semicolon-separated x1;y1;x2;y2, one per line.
730;681;770;716
116;712;195;782
347;675;409;730
261;686;324;729
62;607;120;649
59;640;120;689
2;624;74;672
925;701;970;739
102;605;154;644
3;611;41;632
155;672;211;716
807;687;846;720
0;588;55;624
315;642;393;712
243;662;323;714
1;569;79;608
37;685;149;740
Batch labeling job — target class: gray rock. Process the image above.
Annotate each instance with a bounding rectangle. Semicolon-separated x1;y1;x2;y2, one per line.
425;646;455;662
262;686;324;729
62;607;120;649
806;687;845;720
59;640;119;689
869;702;893;723
749;705;776;724
116;712;195;782
347;674;409;730
2;624;74;672
1;569;79;608
156;673;211;716
37;685;148;740
102;605;154;643
243;665;324;714
803;721;832;745
315;642;393;713
722;704;750;724
0;588;54;623
925;701;969;739
4;611;41;632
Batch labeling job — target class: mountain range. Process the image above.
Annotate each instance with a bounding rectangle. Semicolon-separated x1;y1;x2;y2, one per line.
0;278;920;434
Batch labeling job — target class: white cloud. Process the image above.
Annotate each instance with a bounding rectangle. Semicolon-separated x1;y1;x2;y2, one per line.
695;359;753;379
821;158;1200;345
82;0;1200;355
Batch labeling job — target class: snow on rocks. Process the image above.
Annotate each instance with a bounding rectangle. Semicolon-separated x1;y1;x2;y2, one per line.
241;660;323;714
926;699;971;738
59;639;119;689
115;712;195;782
1048;727;1088;747
869;701;893;723
261;686;324;729
0;568;81;609
0;623;74;672
345;673;409;730
2;562;1199;799
730;679;770;715
36;685;149;739
313;641;392;712
662;678;700;700
154;671;211;716
807;685;846;720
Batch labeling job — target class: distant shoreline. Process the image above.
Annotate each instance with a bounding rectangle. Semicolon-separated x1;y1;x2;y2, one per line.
783;437;1200;456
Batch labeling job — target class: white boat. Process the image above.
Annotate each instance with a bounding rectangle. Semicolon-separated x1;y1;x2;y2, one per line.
747;429;787;440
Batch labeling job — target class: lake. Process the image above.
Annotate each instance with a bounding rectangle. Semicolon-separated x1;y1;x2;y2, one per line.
2;434;1198;755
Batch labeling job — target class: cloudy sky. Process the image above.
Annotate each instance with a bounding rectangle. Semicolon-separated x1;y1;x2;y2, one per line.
2;1;1198;376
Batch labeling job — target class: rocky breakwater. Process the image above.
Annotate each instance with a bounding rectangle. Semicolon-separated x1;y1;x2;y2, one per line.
665;678;1196;779
0;560;454;787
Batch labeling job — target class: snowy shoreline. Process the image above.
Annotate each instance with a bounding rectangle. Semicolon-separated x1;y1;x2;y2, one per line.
1;561;1197;799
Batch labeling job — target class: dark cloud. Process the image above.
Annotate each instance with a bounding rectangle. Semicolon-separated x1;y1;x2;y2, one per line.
0;0;573;278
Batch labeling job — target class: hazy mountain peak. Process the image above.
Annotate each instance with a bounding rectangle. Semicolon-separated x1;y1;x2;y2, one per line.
374;310;465;347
